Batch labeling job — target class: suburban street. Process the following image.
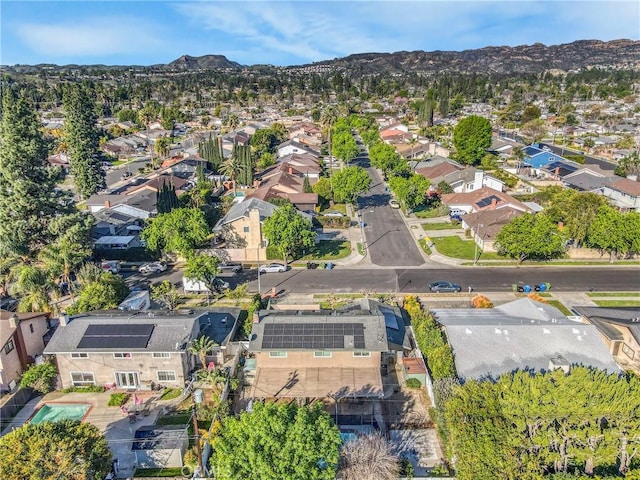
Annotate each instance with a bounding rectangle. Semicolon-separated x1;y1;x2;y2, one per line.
105;156;151;188
125;266;640;294
354;143;426;267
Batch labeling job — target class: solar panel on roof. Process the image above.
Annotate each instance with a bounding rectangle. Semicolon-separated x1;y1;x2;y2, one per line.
262;322;365;349
77;323;154;349
476;195;501;208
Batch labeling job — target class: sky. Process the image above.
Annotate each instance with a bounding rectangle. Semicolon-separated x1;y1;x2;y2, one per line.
1;0;639;67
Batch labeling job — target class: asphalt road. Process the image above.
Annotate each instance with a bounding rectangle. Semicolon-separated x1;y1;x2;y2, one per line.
105;156;151;188
353;149;425;267
126;265;640;295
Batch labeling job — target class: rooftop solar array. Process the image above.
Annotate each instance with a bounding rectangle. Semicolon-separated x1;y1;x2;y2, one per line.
77;324;154;349
476;195;501;208
110;212;132;222
262;322;365;350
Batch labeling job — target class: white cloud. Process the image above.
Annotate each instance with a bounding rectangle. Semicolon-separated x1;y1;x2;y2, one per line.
15;17;166;58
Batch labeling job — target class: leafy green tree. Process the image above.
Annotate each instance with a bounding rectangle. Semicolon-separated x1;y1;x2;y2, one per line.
388;174;430;209
615;152;640;178
452;115;492;165
543;190;608;248
0;89;74;257
331;166;371;204
66;272;129;314
588;206;640;262
495;213;566;263
332;130;359;165
154;136;172;160
437;181;454;194
521;104;542;123
368;142;401;173
211;401;341;480
10;265;54;313
189;335;217;368
184;253;220;292
63;84;106;199
263;203;316;264
257;151;275;170
150;280;181;311
19;361;58;394
0;420;112;480
521;118;547;144
141;208;209;257
312;177;333;204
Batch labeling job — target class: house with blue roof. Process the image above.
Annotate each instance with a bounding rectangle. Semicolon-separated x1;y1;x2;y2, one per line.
522;144;570;173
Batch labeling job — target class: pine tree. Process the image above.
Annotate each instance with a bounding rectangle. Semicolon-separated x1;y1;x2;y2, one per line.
198;134;224;173
0;89;74;256
303;175;313;193
156;180;179;214
63;84;105;199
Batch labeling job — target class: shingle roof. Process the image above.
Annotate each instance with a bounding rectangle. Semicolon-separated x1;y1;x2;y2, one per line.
563;172;616;192
608;178;640;197
214;197;279;229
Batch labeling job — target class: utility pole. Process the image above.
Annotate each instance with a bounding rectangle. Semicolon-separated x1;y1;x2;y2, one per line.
473;223;483;266
192;389;204;478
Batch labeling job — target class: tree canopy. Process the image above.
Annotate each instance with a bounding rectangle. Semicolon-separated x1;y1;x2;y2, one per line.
211;401;341;480
262;203;316;263
452;115;492;165
331;166;371;204
495;213;567;263
184;253;220;291
587;206;640;262
141;207;210;257
0;420;112;480
388;174;430;210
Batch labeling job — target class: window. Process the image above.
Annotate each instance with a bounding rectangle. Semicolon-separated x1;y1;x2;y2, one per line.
4;339;15;355
157;371;177;382
70;372;95;386
152;352;171;358
243;226;250;233
622;343;635;360
29;323;34;334
113;352;132;358
352;351;371;357
71;353;88;359
269;351;287;358
314;351;332;358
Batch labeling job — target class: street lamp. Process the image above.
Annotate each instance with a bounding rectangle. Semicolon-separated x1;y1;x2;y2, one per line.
473;223;484;266
192;388;205;478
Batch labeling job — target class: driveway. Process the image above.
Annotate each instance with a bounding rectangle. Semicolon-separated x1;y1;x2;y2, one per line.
353;152;424;267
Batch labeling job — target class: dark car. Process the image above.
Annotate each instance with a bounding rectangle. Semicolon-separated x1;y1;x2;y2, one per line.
121;171;132;179
429;281;462;293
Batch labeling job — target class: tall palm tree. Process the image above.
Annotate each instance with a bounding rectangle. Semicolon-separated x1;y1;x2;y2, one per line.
188;335;217;368
11;264;53;313
220;146;246;197
39;235;90;302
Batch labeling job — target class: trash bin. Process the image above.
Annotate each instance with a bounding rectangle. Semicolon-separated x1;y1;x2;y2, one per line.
326;262;334;270
523;285;532;293
511;284;518;292
537;283;547;292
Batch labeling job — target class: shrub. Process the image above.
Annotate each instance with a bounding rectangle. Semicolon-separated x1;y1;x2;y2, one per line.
108;393;129;407
472;294;494;308
159;388;181;400
19;362;58;394
526;292;547;303
405;378;422;389
399;458;415;479
62;385;105;393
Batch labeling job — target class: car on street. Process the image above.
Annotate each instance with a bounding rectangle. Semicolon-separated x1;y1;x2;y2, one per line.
258;263;288;273
121;171;132;179
429;281;462;293
389;199;400;209
219;262;243;273
101;260;121;274
212;277;230;291
323;210;345;218
138;262;167;274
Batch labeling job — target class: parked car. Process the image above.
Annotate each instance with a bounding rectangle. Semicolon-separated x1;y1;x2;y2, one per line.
182;276;230;293
258;263;288;273
121;171;132;179
428;281;462;293
219;262;243;273
101;261;121;274
323;211;345;218
212;277;230;291
138;262;167;274
389;199;400;209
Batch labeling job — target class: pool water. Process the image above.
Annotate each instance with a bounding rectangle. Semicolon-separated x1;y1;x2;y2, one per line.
340;432;358;443
30;403;90;424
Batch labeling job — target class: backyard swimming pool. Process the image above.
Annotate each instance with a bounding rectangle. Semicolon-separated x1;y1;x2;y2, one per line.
30;403;91;425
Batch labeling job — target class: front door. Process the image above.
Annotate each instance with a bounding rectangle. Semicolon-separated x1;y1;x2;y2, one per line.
115;372;139;388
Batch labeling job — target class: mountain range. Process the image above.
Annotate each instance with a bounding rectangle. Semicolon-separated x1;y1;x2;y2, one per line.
5;39;640;75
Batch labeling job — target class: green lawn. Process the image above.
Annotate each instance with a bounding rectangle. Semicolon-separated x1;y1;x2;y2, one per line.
431;236;502;260
134;468;184;477
422;222;460;231
267;240;351;261
322;203;348;214
586;292;640;298
594;300;640;307
414;205;448;218
159;388;181;400
546;300;572;316
155;413;191;426
419;239;432;255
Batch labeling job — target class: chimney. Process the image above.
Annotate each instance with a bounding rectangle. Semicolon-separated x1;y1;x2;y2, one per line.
9;313;20;328
59;314;70;327
288;167;293;175
490;198;497;210
554;166;560;179
253;312;260;324
105;200;111;209
558;221;564;230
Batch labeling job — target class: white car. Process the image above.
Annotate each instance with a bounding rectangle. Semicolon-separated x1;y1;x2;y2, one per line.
138;262;167;274
101;261;121;274
323;210;345;218
389;199;400;209
258;263;288;273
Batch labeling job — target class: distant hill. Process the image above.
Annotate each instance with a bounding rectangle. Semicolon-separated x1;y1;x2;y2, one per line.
165;54;242;70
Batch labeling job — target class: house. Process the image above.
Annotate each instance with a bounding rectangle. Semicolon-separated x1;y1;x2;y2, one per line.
46;153;71;172
440;187;532;215
0;311;50;392
250;167;319;211
92;209;143;240
85;190;158;219
562;168;616;193
394;142;432;160
246;300;409;400
213;198;280;262
522;144;570;173
132;425;188;469
460;207;526;252
276;140;320;158
417;161;504;193
602;177;640;212
574;306;640;373
288;122;323;140
276;153;322;177
126;174;193;197
93;235;144;251
43;310;234;390
431;299;619;380
197;308;242;367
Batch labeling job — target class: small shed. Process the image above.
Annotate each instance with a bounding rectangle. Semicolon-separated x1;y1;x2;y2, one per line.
132;425;188;468
401;357;428;387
